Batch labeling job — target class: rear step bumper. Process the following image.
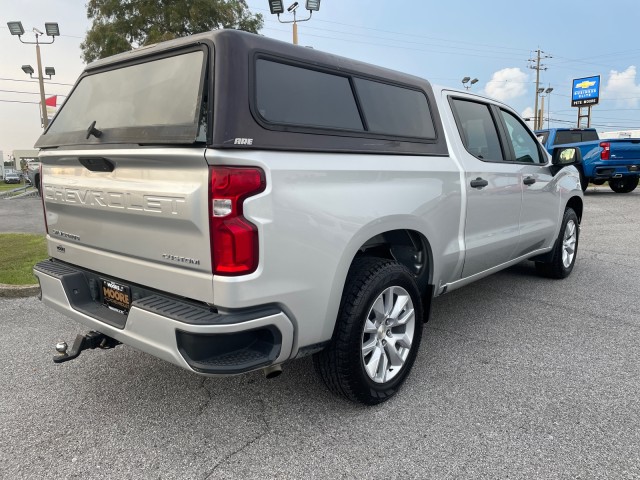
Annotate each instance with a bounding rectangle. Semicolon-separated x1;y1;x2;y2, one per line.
34;260;294;375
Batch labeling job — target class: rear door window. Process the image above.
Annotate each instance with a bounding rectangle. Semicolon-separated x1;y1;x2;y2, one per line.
451;99;504;161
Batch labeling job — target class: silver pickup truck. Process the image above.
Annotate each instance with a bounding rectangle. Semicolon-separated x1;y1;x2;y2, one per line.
33;30;583;404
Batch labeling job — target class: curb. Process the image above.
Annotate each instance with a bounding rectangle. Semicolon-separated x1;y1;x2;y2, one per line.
0;283;40;298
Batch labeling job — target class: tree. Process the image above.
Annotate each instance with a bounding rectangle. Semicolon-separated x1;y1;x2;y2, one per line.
81;0;263;63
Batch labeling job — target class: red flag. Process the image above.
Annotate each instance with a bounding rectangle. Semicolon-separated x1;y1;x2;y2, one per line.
45;95;57;107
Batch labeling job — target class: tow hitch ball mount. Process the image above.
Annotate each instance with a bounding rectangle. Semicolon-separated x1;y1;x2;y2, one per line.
53;331;121;363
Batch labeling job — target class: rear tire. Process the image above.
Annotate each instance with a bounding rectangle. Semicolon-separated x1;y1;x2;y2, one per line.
535;208;579;279
609;177;638;193
314;257;423;405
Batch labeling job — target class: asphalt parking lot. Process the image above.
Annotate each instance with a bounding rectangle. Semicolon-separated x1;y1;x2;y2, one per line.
1;189;639;479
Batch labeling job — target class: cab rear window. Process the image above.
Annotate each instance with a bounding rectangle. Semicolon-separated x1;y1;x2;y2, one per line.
553;130;599;145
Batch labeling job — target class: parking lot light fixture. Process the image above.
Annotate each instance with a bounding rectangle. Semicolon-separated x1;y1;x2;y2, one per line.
44;22;60;37
268;0;319;45
7;20;60;128
540;86;554;129
269;0;284;14
22;64;35;77
45;66;55;78
7;21;25;36
462;77;479;90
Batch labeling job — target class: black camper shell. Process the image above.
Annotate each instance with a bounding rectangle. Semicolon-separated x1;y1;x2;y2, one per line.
36;29;448;157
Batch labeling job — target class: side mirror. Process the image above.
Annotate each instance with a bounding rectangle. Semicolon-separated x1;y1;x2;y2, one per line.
551;146;582;175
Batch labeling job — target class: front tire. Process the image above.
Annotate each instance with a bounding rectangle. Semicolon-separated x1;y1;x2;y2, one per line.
535;208;579;279
609;177;638;193
314;258;423;405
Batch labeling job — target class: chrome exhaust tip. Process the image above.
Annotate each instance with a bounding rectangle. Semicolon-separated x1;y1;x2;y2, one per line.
262;364;283;379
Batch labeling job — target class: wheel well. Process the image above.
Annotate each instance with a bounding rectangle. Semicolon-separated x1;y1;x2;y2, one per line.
566;196;583;223
355;229;432;291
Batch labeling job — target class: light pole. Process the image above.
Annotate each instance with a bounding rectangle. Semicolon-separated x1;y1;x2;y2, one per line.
535;87;544;130
462;77;479;90
7;21;59;129
543;87;553;129
537;87;553;130
268;0;320;45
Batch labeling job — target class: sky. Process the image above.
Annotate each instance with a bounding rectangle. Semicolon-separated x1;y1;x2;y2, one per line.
1;0;640;160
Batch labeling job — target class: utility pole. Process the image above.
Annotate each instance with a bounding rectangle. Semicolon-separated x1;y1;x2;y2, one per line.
528;49;551;130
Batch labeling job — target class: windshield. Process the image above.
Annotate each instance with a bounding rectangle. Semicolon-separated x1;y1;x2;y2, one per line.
37;49;207;147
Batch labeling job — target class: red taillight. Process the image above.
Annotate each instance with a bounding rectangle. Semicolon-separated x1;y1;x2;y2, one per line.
209;166;265;276
600;142;610;160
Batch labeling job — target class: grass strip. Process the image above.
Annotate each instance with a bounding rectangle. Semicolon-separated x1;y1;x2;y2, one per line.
0;233;48;285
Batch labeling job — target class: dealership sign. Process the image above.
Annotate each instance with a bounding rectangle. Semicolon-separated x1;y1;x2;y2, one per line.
571;75;600;107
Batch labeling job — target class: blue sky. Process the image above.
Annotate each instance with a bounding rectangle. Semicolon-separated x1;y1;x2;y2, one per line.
1;0;639;158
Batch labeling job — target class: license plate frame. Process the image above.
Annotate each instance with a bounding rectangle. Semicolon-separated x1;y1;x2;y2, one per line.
101;279;132;315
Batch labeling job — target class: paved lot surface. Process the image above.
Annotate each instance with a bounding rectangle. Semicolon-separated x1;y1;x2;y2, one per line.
1;188;639;479
0;194;46;234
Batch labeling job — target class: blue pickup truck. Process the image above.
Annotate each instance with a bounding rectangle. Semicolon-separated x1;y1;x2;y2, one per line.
536;128;640;193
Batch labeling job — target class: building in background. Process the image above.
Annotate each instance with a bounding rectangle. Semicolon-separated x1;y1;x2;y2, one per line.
12;149;39;171
600;130;640;139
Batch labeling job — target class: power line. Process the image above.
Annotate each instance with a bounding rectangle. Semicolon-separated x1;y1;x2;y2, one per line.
548;50;640;71
260;26;525;62
0;99;40;104
256;9;530;54
0;77;74;87
0;89;67;97
261;20;528;58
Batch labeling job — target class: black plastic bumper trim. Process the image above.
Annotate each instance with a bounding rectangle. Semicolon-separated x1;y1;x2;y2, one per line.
35;259;128;329
135;295;282;326
34;259;284;328
176;326;282;374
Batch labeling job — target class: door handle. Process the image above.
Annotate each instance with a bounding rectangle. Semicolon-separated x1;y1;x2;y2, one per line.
470;177;489;189
523;176;536;185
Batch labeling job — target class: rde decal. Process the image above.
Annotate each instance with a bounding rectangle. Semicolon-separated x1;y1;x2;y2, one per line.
234;138;253;145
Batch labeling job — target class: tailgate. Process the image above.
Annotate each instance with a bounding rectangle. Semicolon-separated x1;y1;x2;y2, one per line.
609;139;640;161
40;148;214;302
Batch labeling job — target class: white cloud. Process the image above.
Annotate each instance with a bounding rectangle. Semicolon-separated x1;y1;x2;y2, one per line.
521;107;535;129
602;66;640;107
483;68;529;102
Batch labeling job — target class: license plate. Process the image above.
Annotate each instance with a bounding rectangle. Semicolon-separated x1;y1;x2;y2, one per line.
101;279;131;314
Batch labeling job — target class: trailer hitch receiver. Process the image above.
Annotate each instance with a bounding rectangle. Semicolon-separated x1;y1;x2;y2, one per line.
53;331;120;363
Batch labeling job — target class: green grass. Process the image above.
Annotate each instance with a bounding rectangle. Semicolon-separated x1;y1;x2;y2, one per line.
0;182;25;192
0;182;34;196
0;234;48;285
